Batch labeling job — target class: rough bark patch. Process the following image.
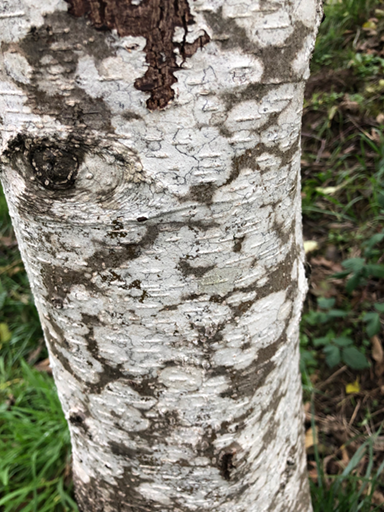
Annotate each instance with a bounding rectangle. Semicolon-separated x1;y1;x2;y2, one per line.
65;0;210;110
15;12;113;134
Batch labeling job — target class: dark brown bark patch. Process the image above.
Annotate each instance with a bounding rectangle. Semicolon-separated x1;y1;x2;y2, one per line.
65;0;210;110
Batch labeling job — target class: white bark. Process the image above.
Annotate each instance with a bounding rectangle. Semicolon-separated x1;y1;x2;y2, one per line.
0;1;322;510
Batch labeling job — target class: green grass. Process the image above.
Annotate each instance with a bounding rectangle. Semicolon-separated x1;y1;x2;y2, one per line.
1;0;384;509
0;362;77;512
309;394;384;512
312;0;381;70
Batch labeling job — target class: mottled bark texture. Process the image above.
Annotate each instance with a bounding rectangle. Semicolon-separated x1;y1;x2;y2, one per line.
0;1;322;511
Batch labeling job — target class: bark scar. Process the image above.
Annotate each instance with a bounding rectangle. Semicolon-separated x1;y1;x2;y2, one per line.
65;0;211;110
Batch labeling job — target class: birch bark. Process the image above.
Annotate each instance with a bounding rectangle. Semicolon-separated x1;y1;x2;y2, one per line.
0;1;322;510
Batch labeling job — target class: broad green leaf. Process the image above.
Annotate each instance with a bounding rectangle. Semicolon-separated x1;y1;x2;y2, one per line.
300;350;318;371
346;272;363;293
324;345;341;368
364;232;384;257
363;312;381;337
374;303;384;313
333;270;352;278
327;309;349;318
342;346;369;370
341;258;366;271
313;336;331;347
317;297;336;310
365;264;384;279
333;337;353;347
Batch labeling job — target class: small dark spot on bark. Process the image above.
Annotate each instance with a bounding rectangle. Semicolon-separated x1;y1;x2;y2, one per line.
182;182;216;205
65;0;210;110
121;111;143;121
137;216;148;222
69;412;87;427
51;296;64;309
178;258;214;278
129;279;142;289
233;235;245;253
218;443;242;481
220;452;235;480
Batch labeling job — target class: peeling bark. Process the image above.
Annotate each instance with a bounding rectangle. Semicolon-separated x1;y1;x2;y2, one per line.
0;0;322;510
65;0;211;110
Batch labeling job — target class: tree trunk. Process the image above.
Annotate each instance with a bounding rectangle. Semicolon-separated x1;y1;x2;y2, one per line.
0;1;322;510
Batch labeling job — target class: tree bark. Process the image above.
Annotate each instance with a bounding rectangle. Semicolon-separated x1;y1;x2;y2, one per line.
0;1;322;510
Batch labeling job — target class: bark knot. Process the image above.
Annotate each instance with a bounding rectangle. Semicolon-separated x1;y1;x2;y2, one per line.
30;143;79;190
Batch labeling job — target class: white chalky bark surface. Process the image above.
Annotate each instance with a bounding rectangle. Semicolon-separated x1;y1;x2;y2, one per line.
0;1;322;510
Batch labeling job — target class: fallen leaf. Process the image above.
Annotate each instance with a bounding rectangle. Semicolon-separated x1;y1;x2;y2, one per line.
34;358;52;374
307;461;318;482
363;20;377;30
308;467;318;482
310;256;342;272
0;236;17;248
27;340;44;364
304;241;319;254
315;185;342;196
305;426;318;449
372;490;384;505
346;380;360;394
377;113;384;124
374;437;384;451
341;446;350;466
371;335;383;363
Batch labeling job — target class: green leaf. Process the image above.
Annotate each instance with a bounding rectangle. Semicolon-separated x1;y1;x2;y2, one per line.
364;264;384;279
342;346;369;370
327;309;349;318
324;345;341;368
0;291;7;310
364;232;384;257
342;258;366;271
363;312;381;337
333;270;352;278
303;310;323;326
318;312;332;324
374;303;384;313
300;349;318;371
333;336;353;347
317;297;336;310
313;336;331;347
346;272;363;293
